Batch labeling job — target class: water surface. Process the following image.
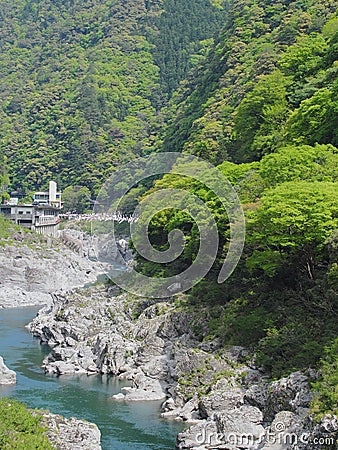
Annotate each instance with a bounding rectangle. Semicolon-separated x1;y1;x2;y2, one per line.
0;306;184;449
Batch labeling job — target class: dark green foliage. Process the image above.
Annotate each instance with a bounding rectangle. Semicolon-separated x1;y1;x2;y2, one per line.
136;143;338;380
0;149;9;201
62;185;91;213
0;0;234;194
259;143;338;186
231;71;291;161
136;1;338;386
0;0;162;193
248;181;338;280
145;0;229;97
0;398;53;449
284;81;338;147
311;338;338;419
161;0;338;162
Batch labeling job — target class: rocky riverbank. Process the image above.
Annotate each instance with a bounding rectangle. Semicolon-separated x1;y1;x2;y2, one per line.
0;355;102;449
29;285;337;449
42;412;101;450
0;230;106;449
0;236;100;309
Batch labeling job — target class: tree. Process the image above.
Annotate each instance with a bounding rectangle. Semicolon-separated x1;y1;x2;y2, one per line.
232;70;291;161
279;33;328;80
311;338;338;420
259;143;338;187
0;398;53;450
248;181;338;280
284;82;338;147
0;151;9;200
62;186;91;213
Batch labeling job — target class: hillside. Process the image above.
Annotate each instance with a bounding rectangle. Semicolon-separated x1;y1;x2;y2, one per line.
0;0;337;427
162;0;338;164
0;0;229;195
145;0;229;96
132;0;338;410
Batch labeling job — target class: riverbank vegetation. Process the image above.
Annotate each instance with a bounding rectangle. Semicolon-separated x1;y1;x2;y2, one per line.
0;215;29;245
0;398;53;449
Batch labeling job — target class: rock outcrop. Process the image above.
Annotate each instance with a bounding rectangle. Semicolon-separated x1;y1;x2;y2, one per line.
42;412;101;450
28;287;337;449
29;288;198;401
0;241;100;308
176;370;337;450
0;356;16;384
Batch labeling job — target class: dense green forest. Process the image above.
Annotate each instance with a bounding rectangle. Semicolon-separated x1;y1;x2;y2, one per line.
0;0;228;194
0;0;337;417
130;0;338;410
161;0;338;163
0;0;160;193
145;0;229;96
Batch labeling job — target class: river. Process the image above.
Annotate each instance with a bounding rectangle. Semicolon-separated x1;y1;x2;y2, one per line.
0;306;184;449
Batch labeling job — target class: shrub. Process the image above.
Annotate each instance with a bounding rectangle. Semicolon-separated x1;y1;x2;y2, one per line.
0;398;53;449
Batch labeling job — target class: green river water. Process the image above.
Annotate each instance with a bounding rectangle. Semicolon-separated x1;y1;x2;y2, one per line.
0;306;184;449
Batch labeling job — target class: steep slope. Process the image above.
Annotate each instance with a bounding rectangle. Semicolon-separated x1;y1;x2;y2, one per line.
0;0;231;195
134;0;338;382
0;0;161;193
145;0;229;97
162;0;338;164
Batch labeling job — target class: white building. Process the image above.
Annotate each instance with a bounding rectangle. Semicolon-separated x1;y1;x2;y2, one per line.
0;181;62;237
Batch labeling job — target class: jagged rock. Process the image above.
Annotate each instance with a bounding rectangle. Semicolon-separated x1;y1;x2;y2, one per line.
161;397;176;412
0;356;16;384
199;380;244;419
265;372;313;421
0;242;100;308
180;397;201;422
261;411;299;449
244;383;269;411
305;415;338;450
43;412;101;450
198;338;221;352
176;420;220;449
120;386;167;401
215;405;265;449
162;396;200;422
120;372;167;401
45;361;85;375
27;286;334;450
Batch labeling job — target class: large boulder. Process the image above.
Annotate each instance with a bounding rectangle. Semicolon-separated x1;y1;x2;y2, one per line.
0;356;16;385
265;371;313;421
43;412;102;450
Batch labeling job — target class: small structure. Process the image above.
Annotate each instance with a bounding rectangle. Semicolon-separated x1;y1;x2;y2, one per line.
33;181;62;208
0;181;62;237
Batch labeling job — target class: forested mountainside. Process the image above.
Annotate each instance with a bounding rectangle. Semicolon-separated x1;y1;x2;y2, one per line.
0;0;227;194
133;0;338;412
0;0;337;417
162;0;338;164
0;0;158;193
145;0;228;96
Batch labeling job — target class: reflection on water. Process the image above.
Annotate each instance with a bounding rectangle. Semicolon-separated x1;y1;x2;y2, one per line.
0;307;183;450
